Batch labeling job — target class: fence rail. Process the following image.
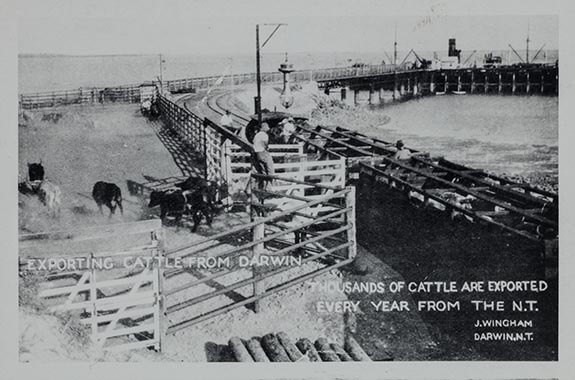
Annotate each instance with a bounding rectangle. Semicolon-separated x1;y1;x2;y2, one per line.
20;85;145;110
20;63;401;109
163;174;355;334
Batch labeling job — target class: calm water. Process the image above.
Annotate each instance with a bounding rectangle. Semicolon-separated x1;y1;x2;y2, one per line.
362;95;558;180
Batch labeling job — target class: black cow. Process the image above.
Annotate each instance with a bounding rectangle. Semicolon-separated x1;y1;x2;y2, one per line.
174;176;219;213
92;181;123;216
148;188;213;232
28;162;44;182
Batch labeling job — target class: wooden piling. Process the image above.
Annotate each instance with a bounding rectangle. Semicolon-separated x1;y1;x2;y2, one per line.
261;333;291;362
330;343;353;361
315;338;340;361
526;72;531;94
498;72;502;94
457;74;461;92
443;73;448;93
296;338;321;362
484;72;489;94
344;336;372;361
245;337;270;362
512;73;516;94
470;71;475;94
229;337;255;362
277;332;306;362
430;72;435;93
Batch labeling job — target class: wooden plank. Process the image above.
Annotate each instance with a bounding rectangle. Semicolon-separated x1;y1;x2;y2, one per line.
296;124;374;157
79;306;156;324
51;291;156;312
40;273;155;298
97;322;155;340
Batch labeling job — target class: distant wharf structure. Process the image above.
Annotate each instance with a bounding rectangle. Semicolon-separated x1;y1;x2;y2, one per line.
19;61;557;110
319;64;558;106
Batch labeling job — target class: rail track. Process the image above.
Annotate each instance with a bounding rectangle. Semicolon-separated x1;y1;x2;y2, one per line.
184;89;558;242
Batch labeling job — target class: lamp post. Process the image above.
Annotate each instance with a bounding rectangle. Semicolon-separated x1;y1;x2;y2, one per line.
255;23;287;129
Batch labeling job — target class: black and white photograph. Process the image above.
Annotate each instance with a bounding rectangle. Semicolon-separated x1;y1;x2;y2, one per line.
3;0;571;374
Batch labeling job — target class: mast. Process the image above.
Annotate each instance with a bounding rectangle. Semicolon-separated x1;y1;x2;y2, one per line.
526;20;530;64
393;22;398;67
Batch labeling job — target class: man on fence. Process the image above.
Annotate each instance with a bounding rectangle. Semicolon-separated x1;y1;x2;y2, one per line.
253;123;274;190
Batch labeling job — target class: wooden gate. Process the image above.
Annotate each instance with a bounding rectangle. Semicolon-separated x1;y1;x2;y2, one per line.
19;220;166;352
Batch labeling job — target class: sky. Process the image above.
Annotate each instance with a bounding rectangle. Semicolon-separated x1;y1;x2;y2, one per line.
15;0;559;56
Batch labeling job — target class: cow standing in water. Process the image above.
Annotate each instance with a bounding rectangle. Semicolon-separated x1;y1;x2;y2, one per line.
92;181;123;217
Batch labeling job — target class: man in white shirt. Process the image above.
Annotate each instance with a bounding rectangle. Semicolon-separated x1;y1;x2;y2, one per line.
253;123;274;188
393;140;412;161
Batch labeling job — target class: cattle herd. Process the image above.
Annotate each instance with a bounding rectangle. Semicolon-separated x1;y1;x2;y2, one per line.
18;162;218;232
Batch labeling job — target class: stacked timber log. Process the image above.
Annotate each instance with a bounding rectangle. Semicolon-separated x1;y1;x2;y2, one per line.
228;332;375;362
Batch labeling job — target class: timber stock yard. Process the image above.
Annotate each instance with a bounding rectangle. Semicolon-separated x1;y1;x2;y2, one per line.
18;17;558;362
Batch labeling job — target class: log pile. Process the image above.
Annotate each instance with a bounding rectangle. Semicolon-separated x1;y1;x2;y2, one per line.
228;332;377;362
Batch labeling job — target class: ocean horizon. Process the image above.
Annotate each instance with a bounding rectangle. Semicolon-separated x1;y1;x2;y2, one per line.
19;49;558;94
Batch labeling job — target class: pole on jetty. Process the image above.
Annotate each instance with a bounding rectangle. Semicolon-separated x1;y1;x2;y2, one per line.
255;23;286;128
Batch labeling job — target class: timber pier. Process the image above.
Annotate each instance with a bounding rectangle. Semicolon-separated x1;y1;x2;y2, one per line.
319;65;558;106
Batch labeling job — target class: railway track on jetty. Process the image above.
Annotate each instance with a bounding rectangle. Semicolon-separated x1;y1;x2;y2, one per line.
182;89;558;243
